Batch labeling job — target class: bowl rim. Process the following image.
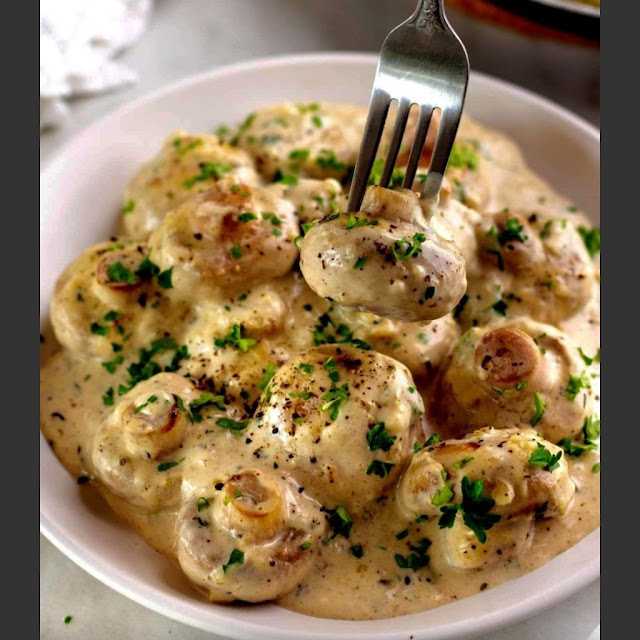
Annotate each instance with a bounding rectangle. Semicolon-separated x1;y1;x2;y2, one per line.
40;51;600;639
529;0;600;19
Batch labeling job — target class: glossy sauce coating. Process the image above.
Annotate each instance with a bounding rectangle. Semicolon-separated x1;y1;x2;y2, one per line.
41;104;600;620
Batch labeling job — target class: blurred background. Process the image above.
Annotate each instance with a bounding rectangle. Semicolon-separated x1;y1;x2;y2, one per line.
40;0;599;165
40;1;600;638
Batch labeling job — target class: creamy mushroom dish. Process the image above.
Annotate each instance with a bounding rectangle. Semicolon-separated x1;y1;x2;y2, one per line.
40;102;600;620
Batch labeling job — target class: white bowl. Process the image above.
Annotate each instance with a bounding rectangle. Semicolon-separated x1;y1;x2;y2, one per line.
40;52;600;639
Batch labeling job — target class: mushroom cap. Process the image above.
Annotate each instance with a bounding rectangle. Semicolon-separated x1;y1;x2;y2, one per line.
91;373;198;512
248;344;426;514
177;468;325;602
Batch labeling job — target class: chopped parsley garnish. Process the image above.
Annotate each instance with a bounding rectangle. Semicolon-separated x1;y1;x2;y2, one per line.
238;212;257;222
366;460;395;478
261;212;282;236
229;245;242;259
173;137;203;155
64;615;73;625
395;529;409;540
214;324;257;352
104;310;120;322
157;267;173;289
183;162;232;188
528;443;562;472
452;457;474;470
453;294;469;319
316;149;346;172
530;392;546;426
367;157;405;187
557;438;595;457
492;299;508;316
437;477;501;543
298;362;314;374
394;538;431;571
565;371;591;400
257;362;277;392
459;477;501;543
540;220;553;239
239;112;256;132
327;505;353;538
122;199;135;214
350;544;364;558
289;391;312;400
128;256;173;291
216;417;249;432
425;433;441;447
165;344;189;372
578;347;600;366
431;484;454;507
515;381;528;391
189;392;226;422
312;312;371;350
367;422;396;452
300;220;316;237
197;497;210;511
413;433;442;453
300;541;312;551
274;171;299;186
344;214;378;230
102;354;124;374
107;261;137;284
391;233;426;261
134;394;158;413
311;114;323;128
297;102;320;113
102;387;114;406
558;415;600;457
323;356;340;382
583;415;601;443
498;218;527;244
289;148;310;162
592;463;600;473
90;322;108;336
448;143;479;170
120;336;185;393
134;256;160;281
321;383;349;421
214;124;230;139
222;548;244;573
577;226;600;257
262;212;281;226
354;256;368;270
157;459;182;472
438;505;459;529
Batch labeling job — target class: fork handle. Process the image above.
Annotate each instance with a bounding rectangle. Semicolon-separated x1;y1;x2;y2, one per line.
410;0;444;28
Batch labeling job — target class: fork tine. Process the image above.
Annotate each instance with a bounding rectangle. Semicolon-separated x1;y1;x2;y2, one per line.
402;104;434;189
347;89;390;212
421;107;463;200
379;98;411;188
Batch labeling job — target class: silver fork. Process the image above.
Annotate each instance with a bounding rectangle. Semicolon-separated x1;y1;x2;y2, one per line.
347;0;470;212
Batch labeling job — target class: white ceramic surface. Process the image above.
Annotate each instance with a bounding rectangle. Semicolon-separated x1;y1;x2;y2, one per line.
40;52;600;640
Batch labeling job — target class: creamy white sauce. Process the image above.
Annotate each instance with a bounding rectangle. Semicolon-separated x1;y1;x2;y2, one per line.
40;105;600;620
